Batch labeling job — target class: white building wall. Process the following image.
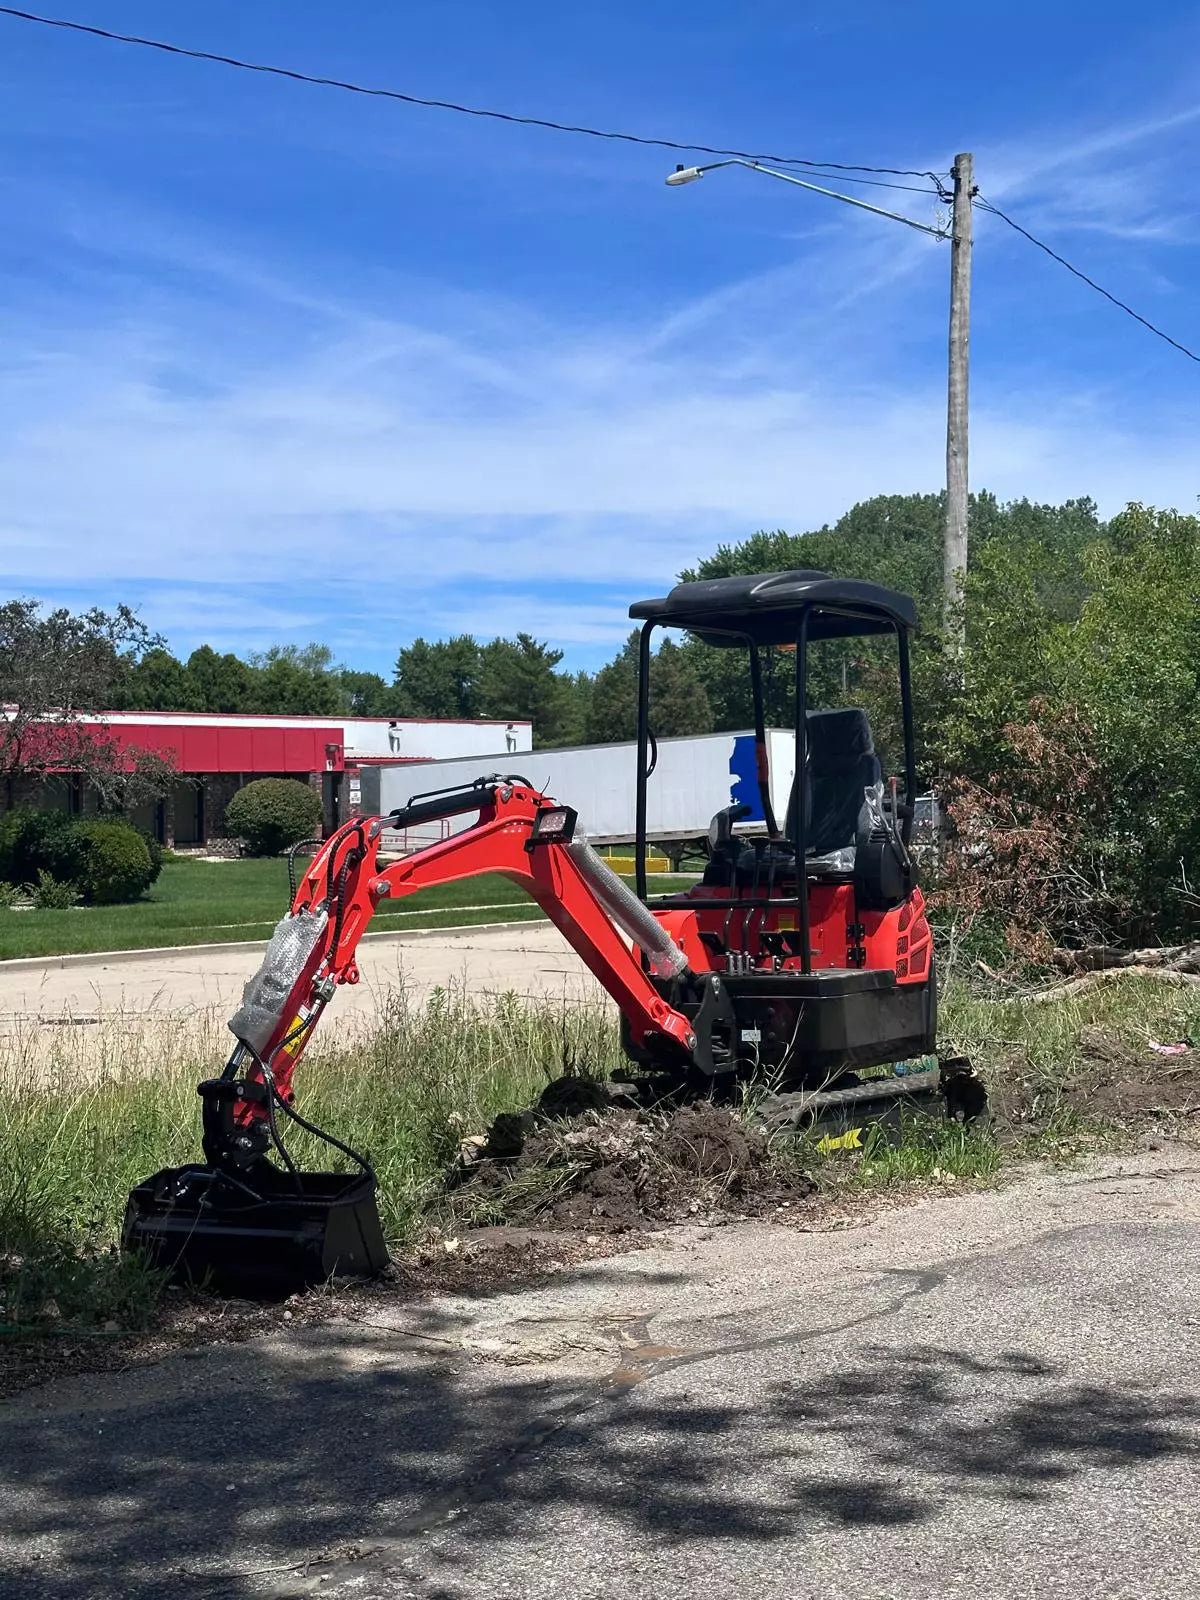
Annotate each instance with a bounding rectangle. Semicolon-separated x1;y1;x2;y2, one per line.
343;719;532;761
56;710;533;762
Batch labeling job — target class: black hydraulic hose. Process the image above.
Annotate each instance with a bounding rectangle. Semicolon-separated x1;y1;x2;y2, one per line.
268;1083;379;1183
325;818;366;905
245;1040;301;1183
249;1005;378;1186
287;836;325;902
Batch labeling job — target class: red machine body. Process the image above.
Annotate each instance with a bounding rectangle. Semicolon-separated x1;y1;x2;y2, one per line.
123;571;977;1294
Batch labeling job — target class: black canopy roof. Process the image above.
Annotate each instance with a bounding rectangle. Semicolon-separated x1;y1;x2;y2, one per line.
629;570;917;646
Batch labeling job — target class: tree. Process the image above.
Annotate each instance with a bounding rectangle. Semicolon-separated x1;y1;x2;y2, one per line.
336;670;396;717
584;634;712;744
393;636;481;718
186;646;253;713
120;648;206;712
559;671;593;747
0;600;173;809
477;634;576;747
248;644;341;716
585;635;638;743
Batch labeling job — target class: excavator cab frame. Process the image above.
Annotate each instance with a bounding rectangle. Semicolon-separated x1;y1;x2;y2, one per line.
629;569;919;924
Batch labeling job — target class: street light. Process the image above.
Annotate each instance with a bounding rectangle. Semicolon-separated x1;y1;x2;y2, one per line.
664;159;947;239
665;153;973;642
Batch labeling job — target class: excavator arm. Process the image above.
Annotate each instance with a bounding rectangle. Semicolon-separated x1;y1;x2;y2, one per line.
204;778;698;1172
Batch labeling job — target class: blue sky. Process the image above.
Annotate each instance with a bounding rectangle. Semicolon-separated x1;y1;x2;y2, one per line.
1;2;1198;675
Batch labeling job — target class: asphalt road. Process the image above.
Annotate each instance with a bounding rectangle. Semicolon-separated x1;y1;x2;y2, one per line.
4;1147;1199;1599
0;924;602;1085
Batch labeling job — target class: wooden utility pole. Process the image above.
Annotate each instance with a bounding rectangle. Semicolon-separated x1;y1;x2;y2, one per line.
944;151;974;643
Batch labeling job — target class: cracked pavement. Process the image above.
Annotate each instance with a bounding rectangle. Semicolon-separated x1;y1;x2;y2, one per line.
3;1148;1199;1599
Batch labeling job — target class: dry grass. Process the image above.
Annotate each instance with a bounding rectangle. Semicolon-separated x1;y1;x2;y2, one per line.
4;971;1197;1336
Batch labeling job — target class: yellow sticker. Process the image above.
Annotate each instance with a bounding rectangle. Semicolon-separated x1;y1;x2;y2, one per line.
277;1012;308;1057
816;1127;863;1153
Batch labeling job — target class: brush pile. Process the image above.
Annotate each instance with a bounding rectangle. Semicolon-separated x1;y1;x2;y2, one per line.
449;1077;815;1231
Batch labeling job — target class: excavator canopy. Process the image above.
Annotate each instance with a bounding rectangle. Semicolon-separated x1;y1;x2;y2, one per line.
629;569;917;646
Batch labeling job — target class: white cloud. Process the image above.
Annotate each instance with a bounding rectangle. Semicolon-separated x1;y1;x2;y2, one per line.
2;87;1199;667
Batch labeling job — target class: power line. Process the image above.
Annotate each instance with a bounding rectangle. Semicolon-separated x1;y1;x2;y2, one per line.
0;5;948;183
978;196;1200;367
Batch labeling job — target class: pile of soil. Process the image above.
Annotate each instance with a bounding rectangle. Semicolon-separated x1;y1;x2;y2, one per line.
451;1078;815;1232
989;1026;1200;1130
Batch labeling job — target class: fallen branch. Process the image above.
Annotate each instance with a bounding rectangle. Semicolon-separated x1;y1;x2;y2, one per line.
1052;943;1200;975
1024;966;1200;1005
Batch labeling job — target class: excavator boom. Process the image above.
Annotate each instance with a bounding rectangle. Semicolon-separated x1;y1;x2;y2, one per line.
122;776;703;1292
229;778;698;1128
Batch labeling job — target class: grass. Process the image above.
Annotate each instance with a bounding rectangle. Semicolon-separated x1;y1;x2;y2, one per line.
4;972;1197;1339
940;973;1200;1115
0;856;697;960
0;984;625;1334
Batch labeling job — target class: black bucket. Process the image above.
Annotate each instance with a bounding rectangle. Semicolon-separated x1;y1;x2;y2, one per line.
122;1163;390;1298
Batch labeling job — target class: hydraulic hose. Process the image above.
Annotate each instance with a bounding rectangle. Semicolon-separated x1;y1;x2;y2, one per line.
566;834;690;979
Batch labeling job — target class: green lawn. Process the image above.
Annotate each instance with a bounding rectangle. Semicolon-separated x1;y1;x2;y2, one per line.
0;856;697;960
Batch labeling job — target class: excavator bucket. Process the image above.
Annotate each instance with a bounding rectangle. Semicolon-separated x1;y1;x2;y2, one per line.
122;1162;388;1298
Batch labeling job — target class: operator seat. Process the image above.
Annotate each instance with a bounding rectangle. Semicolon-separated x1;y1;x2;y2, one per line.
702;708;882;887
786;707;882;858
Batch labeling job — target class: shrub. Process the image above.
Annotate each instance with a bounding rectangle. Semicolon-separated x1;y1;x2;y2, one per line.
0;882;21;909
32;870;79;910
224;778;324;856
134;827;166;884
73;820;154;905
0;809;87;888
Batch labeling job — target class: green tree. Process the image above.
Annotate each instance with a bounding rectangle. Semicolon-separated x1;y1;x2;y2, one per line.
584;634;712;743
584;635;638;743
393;636;481;718
478;634;576;747
1057;505;1200;929
558;670;593;746
120;648;206;712
186;646;253;713
647;637;713;736
247;644;341;716
336;669;396;717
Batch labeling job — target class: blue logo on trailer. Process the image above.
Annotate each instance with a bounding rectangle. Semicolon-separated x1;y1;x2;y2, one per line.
728;735;765;821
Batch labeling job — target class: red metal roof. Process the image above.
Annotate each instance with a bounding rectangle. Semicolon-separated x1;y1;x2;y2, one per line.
80;721;344;775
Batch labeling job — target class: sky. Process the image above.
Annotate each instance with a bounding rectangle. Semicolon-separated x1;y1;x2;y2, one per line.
1;1;1198;676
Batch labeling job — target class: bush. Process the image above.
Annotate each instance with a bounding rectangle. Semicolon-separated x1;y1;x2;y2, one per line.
0;882;21;909
224;778;324;856
134;827;166;884
73;820;154;905
0;809;87;888
32;870;79;910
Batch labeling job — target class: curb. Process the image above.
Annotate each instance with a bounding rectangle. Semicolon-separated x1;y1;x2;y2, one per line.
0;912;551;974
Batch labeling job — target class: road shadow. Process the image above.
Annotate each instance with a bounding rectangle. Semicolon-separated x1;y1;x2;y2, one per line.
3;1298;1198;1600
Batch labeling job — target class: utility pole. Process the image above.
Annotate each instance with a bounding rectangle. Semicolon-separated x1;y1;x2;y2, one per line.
944;151;974;645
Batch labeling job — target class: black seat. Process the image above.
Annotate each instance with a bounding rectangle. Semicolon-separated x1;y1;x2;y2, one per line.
702;709;882;888
787;708;882;857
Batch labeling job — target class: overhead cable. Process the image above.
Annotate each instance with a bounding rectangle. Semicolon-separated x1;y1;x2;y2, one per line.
979;196;1200;367
0;5;947;183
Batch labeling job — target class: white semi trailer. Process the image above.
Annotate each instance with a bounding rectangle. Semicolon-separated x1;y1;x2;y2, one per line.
356;730;798;859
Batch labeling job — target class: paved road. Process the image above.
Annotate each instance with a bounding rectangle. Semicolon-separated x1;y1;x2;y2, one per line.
3;1148;1198;1599
0;923;599;1024
0;924;603;1083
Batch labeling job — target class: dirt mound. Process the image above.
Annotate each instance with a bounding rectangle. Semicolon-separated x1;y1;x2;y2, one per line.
452;1083;815;1232
989;1027;1200;1130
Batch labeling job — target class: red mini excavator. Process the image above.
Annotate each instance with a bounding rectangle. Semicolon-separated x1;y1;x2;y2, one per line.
124;571;983;1293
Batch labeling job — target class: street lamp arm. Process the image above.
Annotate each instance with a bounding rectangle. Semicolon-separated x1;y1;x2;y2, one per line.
666;159;947;239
